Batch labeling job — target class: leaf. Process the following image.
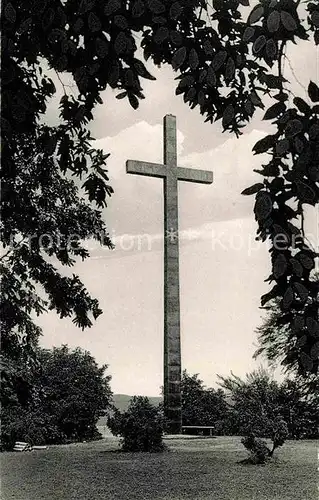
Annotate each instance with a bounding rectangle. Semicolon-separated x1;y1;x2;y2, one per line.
170;30;183;46
293;282;308;302
241;183;264;195
250;91;263;108
311;11;319;28
292;316;304;333
273;91;288;102
95;38;109;58
172;46;187;70
203;40;214;55
116;91;127;99
128;93;139;109
308;81;319;102
42;8;55;30
281;11;297;31
107;61;120;87
114;32;127;54
266;38;277;59
263;102;285;120
213;0;223;8
244;99;254;116
285;119;303;138
261;285;279;306
73;18;84;33
148;0;165;14
307;317;319;338
206;66;217;86
178;74;194;88
254;191;272;220
267;10;280;32
132;0;145;17
298;252;315;270
273;253;287;279
309;123;319;140
295;181;316;204
310;342;319;360
169;1;183;20
154;26;169;43
133;59;156;80
294;136;304;154
152;15;166;24
222;104;234;128
248;4;264;25
199;69;207;83
243;26;255;42
300;352;313;371
198;90;205;107
17;17;33;34
290;258;303;278
104;0;121;16
114;14;128;29
79;0;96;13
4;2;16;23
276;139;289;155
253;34;266;54
261;74;283;89
212;50;227;71
225;57;235;81
293;97;310;114
88;12;101;32
282;286;294;309
253;134;275;154
124;69;135;86
296;335;307;348
189;48;199;69
185;87;196;102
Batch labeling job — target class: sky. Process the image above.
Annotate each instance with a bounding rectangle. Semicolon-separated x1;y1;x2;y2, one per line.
38;32;319;396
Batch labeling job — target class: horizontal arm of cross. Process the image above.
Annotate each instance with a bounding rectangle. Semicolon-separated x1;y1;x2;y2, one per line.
126;160;167;179
177;166;213;184
127;160;213;184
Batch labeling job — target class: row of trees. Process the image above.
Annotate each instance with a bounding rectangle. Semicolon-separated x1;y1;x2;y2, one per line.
1;294;317;450
2;343;318;453
181;369;319;440
107;367;318;461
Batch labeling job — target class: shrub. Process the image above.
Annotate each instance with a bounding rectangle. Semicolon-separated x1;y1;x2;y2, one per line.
241;434;271;464
241;417;288;464
108;396;165;452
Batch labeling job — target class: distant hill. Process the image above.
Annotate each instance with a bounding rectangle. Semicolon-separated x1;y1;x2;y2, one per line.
97;394;163;427
112;394;162;412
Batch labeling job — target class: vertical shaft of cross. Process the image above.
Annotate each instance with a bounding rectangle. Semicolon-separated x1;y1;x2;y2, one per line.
126;115;214;435
163;115;182;434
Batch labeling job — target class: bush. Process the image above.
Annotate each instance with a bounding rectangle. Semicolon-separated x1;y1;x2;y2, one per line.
241;434;271;464
1;346;112;450
1;405;68;450
108;396;165;452
241;417;288;464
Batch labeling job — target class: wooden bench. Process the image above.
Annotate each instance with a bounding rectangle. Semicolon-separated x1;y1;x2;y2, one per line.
13;441;32;452
182;425;215;437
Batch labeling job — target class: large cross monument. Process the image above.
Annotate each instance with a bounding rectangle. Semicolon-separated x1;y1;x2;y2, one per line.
126;115;214;434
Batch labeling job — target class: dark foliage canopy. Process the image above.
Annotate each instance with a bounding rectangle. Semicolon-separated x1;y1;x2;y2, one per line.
2;0;319;373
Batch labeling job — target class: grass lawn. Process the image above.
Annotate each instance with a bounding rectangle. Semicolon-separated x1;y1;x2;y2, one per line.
1;436;317;500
